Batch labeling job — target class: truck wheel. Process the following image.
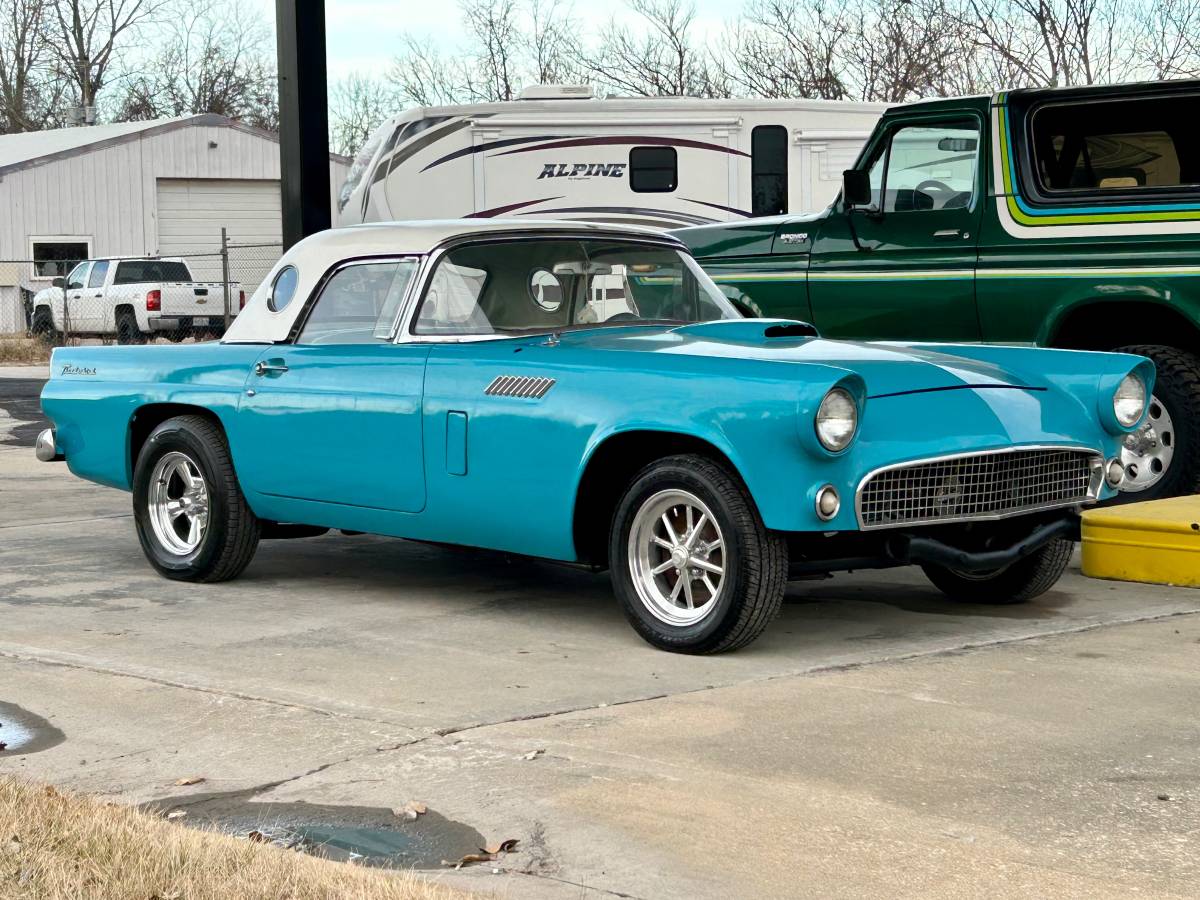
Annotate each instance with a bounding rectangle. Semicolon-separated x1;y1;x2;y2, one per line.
31;309;60;346
132;415;260;582
1113;345;1200;499
922;539;1073;605
609;454;788;653
116;310;146;345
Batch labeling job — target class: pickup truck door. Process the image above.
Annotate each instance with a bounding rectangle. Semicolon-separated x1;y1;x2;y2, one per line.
807;113;984;341
61;262;91;332
235;258;428;513
81;260;109;332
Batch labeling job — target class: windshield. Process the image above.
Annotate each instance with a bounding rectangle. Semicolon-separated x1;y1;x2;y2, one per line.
413;238;738;336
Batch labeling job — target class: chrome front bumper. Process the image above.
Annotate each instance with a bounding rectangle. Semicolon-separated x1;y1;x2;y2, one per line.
35;428;63;462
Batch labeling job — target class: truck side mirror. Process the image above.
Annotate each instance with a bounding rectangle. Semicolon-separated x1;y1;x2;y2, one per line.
842;170;872;208
52;277;65;288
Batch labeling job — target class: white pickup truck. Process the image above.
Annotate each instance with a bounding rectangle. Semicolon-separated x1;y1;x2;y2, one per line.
30;257;243;344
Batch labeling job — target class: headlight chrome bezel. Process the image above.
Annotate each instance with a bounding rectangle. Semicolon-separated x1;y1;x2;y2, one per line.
1113;372;1147;429
815;386;860;454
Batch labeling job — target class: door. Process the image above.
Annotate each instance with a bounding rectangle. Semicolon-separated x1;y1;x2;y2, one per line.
235;258;428;512
61;262;90;333
808;114;984;341
81;259;109;332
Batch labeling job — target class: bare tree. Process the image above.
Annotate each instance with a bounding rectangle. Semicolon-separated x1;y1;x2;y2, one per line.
389;34;472;106
47;0;162;111
112;0;275;126
585;0;729;97
0;0;65;131
524;0;583;84
1131;0;1200;79
329;72;394;156
725;0;852;99
461;0;521;100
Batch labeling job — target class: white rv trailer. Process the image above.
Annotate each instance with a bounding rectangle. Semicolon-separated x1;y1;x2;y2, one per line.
337;86;888;230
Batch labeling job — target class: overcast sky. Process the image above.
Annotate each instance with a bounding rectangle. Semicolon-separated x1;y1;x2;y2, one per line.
253;0;737;80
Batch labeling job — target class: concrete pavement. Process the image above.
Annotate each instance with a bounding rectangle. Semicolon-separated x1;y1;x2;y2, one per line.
2;369;1198;898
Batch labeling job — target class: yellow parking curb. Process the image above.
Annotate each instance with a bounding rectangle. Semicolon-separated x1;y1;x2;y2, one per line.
1082;496;1200;587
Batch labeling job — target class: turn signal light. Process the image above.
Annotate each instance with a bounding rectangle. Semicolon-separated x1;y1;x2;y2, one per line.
145;289;161;311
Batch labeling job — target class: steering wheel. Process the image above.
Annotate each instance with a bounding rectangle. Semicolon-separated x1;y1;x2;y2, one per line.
605;312;641;323
914;179;954;196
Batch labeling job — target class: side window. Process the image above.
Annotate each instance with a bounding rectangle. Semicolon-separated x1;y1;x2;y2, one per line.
87;260;109;288
414;260;490;334
872;119;980;213
269;266;299;312
630;146;678;192
297;260;417;345
66;262;90;290
751;126;788;216
1029;95;1198;194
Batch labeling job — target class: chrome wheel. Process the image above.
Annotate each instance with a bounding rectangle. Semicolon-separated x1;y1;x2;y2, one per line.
628;489;726;626
1120;395;1174;493
147;451;210;556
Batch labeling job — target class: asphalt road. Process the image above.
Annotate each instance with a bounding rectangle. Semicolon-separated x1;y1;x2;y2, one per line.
3;370;1199;898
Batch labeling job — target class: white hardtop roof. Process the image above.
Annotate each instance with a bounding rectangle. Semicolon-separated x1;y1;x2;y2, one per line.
223;219;683;344
309;218;679;254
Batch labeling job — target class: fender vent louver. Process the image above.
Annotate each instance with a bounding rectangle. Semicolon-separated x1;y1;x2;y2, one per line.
763;322;819;338
485;375;556;399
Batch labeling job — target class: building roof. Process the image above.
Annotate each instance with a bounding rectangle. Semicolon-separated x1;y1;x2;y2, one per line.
0;114;351;176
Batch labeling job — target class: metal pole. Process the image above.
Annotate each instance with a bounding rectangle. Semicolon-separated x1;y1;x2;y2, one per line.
221;227;232;330
275;0;331;250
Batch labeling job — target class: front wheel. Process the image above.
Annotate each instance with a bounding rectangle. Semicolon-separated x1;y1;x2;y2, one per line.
132;415;260;582
1112;345;1200;499
609;454;788;654
922;539;1073;605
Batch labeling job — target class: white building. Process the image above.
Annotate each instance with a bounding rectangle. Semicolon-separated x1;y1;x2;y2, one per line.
0;114;350;332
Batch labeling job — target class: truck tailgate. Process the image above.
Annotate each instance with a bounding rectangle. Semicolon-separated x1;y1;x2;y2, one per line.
159;283;227;318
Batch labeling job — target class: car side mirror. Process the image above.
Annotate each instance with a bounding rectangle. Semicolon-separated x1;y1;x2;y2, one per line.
842;170;872;208
52;277;64;288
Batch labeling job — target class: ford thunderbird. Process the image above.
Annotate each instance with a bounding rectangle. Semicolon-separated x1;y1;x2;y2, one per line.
38;221;1153;653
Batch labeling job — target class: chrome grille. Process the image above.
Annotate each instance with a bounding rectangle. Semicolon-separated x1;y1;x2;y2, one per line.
857;447;1100;529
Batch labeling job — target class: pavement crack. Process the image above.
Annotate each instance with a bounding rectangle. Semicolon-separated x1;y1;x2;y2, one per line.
433;693;669;738
499;869;647;899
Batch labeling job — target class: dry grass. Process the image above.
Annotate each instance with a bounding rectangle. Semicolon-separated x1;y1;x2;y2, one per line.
0;777;473;900
0;336;50;365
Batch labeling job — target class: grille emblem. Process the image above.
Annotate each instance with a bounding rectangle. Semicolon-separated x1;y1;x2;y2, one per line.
485;375;556;399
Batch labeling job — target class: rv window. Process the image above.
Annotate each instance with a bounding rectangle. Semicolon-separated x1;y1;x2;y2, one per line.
1029;95;1199;195
630;146;678;192
752;126;788;216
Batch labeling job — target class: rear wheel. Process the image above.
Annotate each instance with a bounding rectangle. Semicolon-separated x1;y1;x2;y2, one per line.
1112;345;1200;500
922;539;1073;605
116;310;145;345
31;308;59;346
609;454;787;653
132;415;259;582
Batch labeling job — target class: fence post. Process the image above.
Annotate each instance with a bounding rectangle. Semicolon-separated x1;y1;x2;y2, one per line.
221;228;232;331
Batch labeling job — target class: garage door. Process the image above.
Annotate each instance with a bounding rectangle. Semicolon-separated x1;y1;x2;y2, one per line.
155;178;281;287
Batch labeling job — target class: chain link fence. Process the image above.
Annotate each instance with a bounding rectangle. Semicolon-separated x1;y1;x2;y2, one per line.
0;234;283;350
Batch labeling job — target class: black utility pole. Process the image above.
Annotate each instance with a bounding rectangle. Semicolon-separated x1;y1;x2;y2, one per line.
275;0;331;249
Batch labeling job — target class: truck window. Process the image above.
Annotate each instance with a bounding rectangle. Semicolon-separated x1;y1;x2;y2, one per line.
65;262;90;290
114;260;192;284
1029;95;1199;194
87;261;109;288
630;147;678;192
751;126;788;216
866;119;979;213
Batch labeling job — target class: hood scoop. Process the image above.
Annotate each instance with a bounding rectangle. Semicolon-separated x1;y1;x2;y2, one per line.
672;319;820;343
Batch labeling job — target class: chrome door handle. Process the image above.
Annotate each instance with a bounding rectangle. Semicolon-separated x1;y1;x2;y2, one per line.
933;229;962;238
254;361;289;376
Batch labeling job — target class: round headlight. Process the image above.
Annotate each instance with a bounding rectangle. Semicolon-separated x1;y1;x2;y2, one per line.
815;387;858;452
1113;373;1146;428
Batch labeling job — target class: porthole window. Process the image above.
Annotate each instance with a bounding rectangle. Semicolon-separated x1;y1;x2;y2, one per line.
528;268;563;311
269;265;299;312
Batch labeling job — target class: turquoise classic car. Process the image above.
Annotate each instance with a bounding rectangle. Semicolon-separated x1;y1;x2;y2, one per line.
38;221;1152;653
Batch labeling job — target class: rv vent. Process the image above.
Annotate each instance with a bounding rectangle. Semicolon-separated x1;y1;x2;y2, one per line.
518;84;595;101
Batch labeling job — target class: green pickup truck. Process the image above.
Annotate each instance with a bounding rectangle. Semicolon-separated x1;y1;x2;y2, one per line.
676;79;1200;501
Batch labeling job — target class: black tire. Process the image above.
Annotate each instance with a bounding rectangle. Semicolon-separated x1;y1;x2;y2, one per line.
31;308;59;346
921;539;1073;605
132;415;260;582
116;310;145;345
609;454;788;654
1112;345;1200;500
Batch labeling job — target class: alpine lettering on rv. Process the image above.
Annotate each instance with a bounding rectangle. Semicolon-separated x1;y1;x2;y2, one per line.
538;163;627;179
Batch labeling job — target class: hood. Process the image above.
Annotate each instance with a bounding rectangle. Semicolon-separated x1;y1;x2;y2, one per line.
674;211;826;259
549;320;1039;397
